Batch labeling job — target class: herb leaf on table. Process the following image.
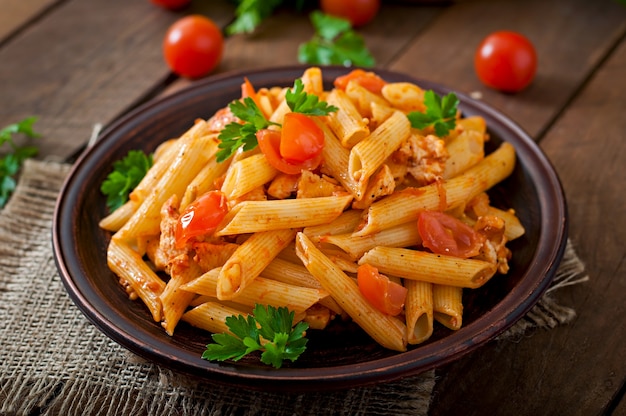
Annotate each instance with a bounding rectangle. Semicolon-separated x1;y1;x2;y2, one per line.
298;11;375;67
0;116;41;209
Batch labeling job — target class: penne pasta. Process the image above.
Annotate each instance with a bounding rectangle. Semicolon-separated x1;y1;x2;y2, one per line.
215;195;352;236
359;246;497;289
405;279;434;345
107;239;166;322
295;232;407;351
216;228;296;300
181;267;328;312
433;285;463;330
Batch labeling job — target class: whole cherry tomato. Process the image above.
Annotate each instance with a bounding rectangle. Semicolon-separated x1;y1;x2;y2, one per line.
163;15;224;78
175;190;228;248
417;211;485;259
357;263;407;316
320;0;380;27
150;0;191;10
474;31;537;93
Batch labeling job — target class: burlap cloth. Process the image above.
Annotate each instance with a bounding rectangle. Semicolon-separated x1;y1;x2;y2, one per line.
0;159;589;416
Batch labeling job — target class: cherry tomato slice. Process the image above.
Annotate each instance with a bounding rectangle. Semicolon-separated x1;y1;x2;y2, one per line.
175;191;228;249
257;127;323;175
334;69;387;94
280;113;324;163
163;15;224;79
417;211;485;259
474;31;537;93
357;264;407;316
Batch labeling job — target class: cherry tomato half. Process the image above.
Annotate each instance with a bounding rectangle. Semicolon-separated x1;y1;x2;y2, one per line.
320;0;381;27
357;264;407;316
175;190;228;249
474;31;537;93
150;0;191;10
257;128;323;175
417;211;485;259
280;113;325;163
163;15;224;79
334;69;387;94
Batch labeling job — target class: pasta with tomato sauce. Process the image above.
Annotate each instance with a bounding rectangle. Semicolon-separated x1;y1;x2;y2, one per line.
100;67;524;353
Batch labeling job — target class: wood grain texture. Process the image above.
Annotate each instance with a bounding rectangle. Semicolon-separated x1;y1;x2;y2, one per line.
389;0;626;139
429;9;626;416
0;0;59;42
0;0;234;160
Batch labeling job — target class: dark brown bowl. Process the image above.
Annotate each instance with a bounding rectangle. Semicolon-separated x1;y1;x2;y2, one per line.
52;65;567;392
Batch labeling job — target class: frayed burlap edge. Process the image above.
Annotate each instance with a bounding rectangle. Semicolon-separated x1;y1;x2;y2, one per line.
0;159;587;416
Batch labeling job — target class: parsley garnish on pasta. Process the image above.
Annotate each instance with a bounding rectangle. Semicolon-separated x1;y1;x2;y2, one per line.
202;304;309;369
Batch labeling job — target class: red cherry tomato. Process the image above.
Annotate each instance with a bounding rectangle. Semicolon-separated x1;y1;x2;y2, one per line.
320;0;380;27
257;128;323;175
280;113;325;163
163;15;224;79
175;190;228;249
417;211;485;259
474;31;537;93
357;264;407;316
334;69;387;94
150;0;191;10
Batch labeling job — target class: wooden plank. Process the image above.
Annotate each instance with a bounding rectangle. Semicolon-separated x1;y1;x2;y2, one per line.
389;0;626;138
0;0;59;42
0;0;234;160
430;24;626;416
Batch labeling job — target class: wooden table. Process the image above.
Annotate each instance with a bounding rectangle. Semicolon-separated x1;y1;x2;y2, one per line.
2;0;624;414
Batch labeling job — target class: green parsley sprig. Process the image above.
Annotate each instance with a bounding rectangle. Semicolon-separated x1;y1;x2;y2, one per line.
100;150;153;212
216;79;337;162
226;0;309;35
286;79;338;115
407;90;460;137
0;116;40;209
298;11;375;67
202;304;309;369
216;97;278;162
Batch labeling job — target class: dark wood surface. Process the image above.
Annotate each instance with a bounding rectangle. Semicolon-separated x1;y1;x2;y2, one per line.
2;0;624;414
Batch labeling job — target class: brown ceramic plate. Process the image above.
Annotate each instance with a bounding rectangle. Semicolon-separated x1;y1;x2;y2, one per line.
53;66;567;392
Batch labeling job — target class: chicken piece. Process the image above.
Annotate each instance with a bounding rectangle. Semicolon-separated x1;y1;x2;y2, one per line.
296;170;345;199
267;173;299;199
474;214;511;274
192;242;239;272
206;107;239;132
393;134;449;186
152;195;187;273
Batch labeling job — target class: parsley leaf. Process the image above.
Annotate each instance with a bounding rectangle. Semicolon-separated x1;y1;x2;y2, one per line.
216;97;277;162
226;0;283;35
0;116;41;208
407;90;460;137
286;79;339;115
298;11;375;67
100;150;153;212
202;304;309;369
226;0;309;35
